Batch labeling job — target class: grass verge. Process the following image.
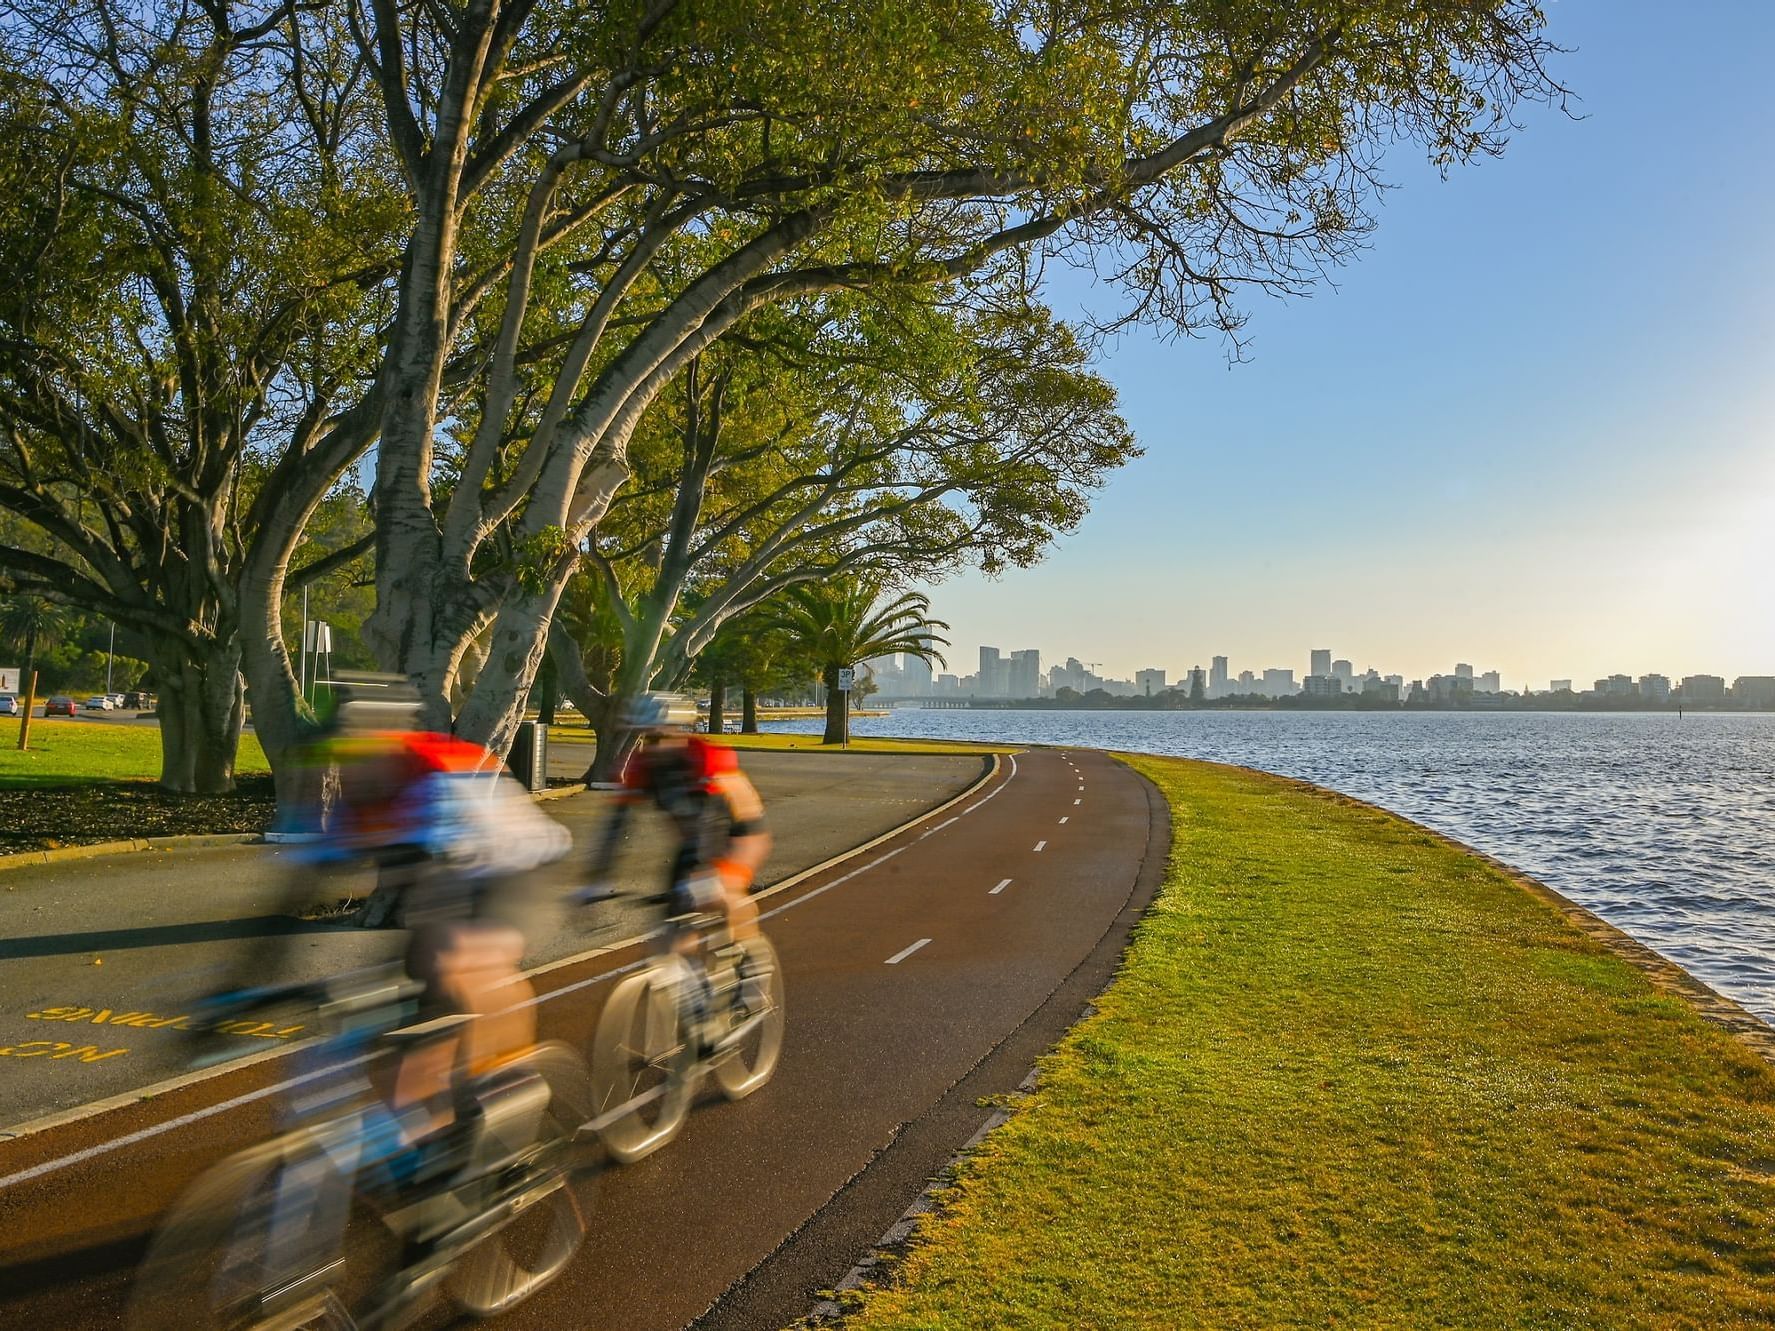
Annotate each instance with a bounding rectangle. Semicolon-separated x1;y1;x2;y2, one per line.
0;718;271;789
834;754;1775;1329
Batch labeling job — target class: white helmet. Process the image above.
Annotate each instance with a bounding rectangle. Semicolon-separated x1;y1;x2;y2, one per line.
623;691;698;732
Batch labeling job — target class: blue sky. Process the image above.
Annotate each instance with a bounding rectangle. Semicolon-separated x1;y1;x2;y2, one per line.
922;0;1775;691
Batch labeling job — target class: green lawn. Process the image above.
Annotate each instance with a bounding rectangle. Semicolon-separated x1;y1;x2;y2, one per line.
839;755;1775;1330
0;718;271;789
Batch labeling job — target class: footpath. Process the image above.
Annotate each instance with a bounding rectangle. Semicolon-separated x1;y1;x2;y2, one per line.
0;749;984;1132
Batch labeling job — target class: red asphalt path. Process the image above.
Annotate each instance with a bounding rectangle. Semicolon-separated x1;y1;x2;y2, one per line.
0;748;1158;1329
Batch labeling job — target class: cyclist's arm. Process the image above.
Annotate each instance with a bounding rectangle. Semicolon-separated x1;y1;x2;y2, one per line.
710;769;770;889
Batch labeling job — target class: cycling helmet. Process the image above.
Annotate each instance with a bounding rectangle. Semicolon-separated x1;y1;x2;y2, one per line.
623;691;698;732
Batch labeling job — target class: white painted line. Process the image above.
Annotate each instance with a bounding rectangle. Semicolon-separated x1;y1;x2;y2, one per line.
989;878;1012;895
1033;840;1047;852
1059;816;1069;824
919;815;960;839
1073;798;1081;805
885;938;932;965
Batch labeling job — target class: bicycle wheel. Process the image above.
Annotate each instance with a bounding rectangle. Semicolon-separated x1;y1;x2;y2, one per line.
589;965;694;1163
711;933;785;1100
127;1131;402;1331
444;1042;593;1317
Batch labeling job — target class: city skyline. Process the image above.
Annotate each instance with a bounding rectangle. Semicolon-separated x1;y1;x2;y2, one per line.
907;0;1775;689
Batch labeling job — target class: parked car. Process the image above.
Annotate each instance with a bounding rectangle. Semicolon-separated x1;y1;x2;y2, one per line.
107;693;127;707
124;690;154;709
0;694;17;716
84;695;114;711
44;696;77;716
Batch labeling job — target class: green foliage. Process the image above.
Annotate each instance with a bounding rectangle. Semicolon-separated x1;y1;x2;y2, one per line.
765;578;949;677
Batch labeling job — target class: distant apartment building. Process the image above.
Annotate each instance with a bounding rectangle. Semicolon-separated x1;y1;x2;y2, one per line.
1550;679;1573;693
1734;676;1775;708
1237;670;1257;693
934;673;960;695
1008;649;1042;699
1426;674;1475;703
900;654;933;696
1679;674;1727;703
862;653;902;693
1135;668;1167;696
1455;663;1474;681
1595;674;1635;698
1384;674;1405;691
1331;659;1354;686
1310;648;1331;679
1302;675;1342;698
1210;656;1229;698
1638;673;1671;703
1262;668;1296;697
1362;677;1401;703
1478;670;1501;694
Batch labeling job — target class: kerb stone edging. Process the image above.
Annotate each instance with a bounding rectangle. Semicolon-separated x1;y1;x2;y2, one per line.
0;781;589;877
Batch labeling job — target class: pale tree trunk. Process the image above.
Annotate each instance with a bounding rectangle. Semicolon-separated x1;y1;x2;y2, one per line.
152;639;246;794
741;687;759;733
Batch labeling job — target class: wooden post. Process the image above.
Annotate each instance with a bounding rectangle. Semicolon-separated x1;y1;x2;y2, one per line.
16;668;37;751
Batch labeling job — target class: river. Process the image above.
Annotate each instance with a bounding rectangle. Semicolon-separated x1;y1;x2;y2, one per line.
764;709;1775;1024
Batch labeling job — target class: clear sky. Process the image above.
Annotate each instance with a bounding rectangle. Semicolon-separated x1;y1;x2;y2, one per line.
919;0;1775;692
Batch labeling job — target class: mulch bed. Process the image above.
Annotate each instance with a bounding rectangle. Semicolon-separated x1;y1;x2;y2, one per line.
0;776;277;852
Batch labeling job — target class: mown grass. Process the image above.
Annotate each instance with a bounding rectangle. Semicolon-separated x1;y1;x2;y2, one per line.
838;754;1775;1330
0;718;271;789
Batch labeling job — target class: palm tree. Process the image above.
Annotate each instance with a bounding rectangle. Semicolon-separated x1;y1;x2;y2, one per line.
769;580;948;745
1;593;70;750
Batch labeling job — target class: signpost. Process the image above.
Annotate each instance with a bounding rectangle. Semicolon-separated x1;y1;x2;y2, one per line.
835;667;853;692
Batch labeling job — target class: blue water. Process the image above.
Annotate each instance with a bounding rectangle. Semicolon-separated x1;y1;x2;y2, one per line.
767;709;1775;1022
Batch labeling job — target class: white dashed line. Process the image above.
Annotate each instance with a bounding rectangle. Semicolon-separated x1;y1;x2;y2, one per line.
1058;816;1069;824
1073;798;1081;805
989;878;1013;895
885;938;932;965
1033;840;1047;852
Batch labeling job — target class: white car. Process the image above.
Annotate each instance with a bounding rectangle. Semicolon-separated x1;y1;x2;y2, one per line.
0;695;17;716
83;695;114;711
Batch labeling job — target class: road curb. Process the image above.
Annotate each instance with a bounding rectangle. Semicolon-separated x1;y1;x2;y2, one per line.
0;782;592;876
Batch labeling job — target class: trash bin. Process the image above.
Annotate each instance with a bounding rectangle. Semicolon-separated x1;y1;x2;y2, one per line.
509;720;548;792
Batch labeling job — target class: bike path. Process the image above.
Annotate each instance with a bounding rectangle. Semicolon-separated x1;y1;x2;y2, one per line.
0;747;1159;1329
0;751;981;1133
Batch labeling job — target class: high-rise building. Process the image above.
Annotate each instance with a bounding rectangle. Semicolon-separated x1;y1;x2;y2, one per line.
1331;658;1354;685
1550;679;1573;693
1008;649;1041;699
978;646;1006;697
1478;670;1501;694
1637;673;1670;702
1310;648;1331;679
1210;656;1229;698
1679;674;1727;703
1303;675;1341;697
900;654;933;696
1134;668;1167;696
1237;670;1257;693
1262;668;1296;696
1733;676;1775;708
1455;663;1474;681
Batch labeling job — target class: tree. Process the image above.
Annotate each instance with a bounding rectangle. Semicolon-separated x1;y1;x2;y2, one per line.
767;580;947;745
0;592;68;749
343;0;1564;759
0;2;397;795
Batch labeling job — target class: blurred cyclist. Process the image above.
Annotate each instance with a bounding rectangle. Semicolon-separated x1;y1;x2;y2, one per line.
273;673;571;1183
581;692;771;943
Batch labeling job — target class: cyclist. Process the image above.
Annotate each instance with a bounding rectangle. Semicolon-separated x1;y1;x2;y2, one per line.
581;691;772;944
222;674;572;1186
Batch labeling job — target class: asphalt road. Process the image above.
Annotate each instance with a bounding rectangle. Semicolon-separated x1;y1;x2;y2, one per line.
0;747;1161;1330
0;751;982;1131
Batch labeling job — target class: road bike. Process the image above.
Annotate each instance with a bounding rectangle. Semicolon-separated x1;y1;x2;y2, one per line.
588;903;785;1163
127;966;593;1331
